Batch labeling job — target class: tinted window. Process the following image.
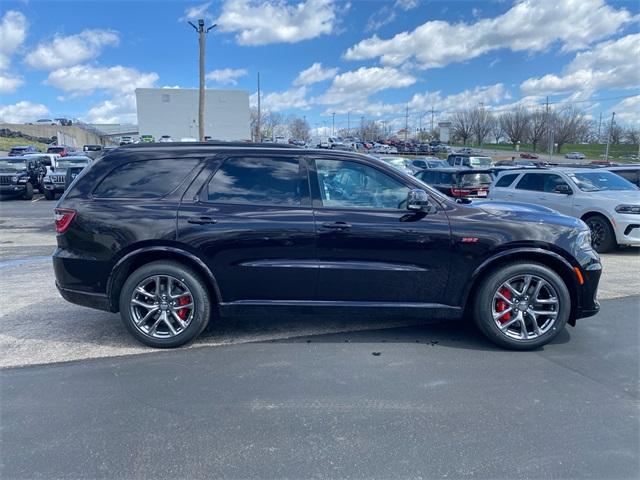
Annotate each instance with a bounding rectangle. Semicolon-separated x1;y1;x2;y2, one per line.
417;171;435;183
315;159;408;210
412;160;427;169
460;173;493;186
612;170;639;186
542;174;571;193
94;159;198;198
207;156;302;206
516;173;545;191
495;173;518;187
439;172;455;184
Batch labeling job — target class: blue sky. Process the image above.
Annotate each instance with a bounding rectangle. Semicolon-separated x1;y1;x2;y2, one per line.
1;0;639;132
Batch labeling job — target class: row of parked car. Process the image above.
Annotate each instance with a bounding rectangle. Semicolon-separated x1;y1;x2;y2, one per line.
373;152;640;253
0;148;94;201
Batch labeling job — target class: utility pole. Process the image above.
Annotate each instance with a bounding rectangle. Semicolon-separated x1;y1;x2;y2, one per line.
256;72;261;142
331;112;336;136
347;112;350;136
545;96;553;162
404;105;409;142
604;112;615;162
430;106;435;132
188;19;217;142
597;112;602;143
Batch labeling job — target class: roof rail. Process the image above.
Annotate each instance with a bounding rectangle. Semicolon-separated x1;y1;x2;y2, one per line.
117;141;301;149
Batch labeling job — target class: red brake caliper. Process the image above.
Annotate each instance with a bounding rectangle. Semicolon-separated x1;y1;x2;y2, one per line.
177;296;191;320
496;288;511;324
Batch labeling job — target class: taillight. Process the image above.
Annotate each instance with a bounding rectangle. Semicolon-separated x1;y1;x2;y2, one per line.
451;188;471;197
54;208;76;233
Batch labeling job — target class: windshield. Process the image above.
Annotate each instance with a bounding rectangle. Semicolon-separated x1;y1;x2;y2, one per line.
57;158;90;169
460;173;493;186
569;171;638;192
469;157;492;167
0;158;26;172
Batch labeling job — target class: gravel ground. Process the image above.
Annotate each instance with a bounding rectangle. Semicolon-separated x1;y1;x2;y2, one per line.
1;196;638;368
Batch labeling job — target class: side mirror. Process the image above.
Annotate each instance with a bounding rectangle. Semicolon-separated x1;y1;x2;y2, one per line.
554;184;572;195
407;189;430;211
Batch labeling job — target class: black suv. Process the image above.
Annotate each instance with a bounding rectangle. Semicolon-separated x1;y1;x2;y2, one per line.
53;143;602;350
415;168;494;199
0;156;35;200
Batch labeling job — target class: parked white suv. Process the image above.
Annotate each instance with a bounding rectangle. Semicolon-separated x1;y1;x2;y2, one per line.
489;168;640;252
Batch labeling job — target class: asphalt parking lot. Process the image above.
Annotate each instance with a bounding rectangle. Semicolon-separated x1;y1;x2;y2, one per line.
1;194;639;478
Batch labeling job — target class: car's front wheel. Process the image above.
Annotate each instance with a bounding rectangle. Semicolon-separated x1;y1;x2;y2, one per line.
43;189;55;200
22;182;34;200
584;214;616;253
119;261;212;348
473;262;570;350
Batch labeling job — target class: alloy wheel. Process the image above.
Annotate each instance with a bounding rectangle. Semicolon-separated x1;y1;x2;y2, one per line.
586;219;605;249
492;274;559;341
129;275;194;339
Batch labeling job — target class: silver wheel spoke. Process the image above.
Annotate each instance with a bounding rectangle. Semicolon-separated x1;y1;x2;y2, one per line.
492;274;560;341
130;274;194;339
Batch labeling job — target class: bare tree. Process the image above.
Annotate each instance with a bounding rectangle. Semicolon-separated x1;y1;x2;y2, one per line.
551;106;588;153
469;107;492;146
451;110;473;145
499;106;530;147
490;117;504;144
527;109;547;152
625;128;640;145
605;122;624;145
288;115;310;142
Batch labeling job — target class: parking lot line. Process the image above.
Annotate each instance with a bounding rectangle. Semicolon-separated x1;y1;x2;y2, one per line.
31;197;42;203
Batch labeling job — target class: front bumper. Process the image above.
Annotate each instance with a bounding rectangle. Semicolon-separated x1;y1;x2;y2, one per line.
613;214;640;246
44;183;66;193
0;184;26;196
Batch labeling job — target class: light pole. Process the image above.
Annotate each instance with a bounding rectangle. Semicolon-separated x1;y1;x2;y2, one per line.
188;19;217;142
331;112;336;136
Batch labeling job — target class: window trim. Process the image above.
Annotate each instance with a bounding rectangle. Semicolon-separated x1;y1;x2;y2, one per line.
197;153;312;208
90;158;202;200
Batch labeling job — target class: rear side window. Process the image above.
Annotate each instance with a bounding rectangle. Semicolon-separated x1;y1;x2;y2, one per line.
495;173;518;187
516;173;545;191
94;159;198;198
206;156;303;206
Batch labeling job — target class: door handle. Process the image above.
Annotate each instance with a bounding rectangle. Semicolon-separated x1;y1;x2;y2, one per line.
321;221;351;230
187;216;217;225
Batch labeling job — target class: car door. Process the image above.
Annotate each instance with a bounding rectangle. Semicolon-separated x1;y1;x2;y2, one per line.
309;156;451;304
513;172;546;206
536;173;575;213
177;154;317;303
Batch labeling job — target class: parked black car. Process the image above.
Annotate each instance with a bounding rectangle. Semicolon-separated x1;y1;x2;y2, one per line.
53;143;601;350
43;155;92;200
0;156;34;199
415;168;494;199
605;165;640;187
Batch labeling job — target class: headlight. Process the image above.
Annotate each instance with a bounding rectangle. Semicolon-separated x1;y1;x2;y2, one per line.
11;176;18;183
577;230;592;251
615;204;640;214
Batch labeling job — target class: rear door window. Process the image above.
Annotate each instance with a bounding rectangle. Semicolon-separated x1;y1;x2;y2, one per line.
516;173;545;191
206;156;305;206
93;159;199;198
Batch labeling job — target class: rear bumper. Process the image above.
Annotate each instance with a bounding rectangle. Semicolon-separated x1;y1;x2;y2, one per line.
56;282;112;312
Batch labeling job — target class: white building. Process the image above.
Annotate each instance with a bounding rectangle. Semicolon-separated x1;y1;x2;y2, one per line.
135;88;250;141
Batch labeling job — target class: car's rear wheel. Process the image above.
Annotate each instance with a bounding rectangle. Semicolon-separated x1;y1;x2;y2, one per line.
584;214;616;253
119;261;212;348
473;262;570;350
44;189;55;200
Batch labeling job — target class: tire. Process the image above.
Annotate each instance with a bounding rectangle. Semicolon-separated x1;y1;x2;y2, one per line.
472;262;571;350
22;182;34;200
119;261;212;348
584;214;616;253
43;189;55;200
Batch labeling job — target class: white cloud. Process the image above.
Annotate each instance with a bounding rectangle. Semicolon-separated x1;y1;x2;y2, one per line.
0;10;27;70
344;0;633;68
206;68;248;85
521;33;640;97
0;101;49;123
45;64;158;96
83;93;139;124
317;66;416;106
180;2;214;23
395;0;419;12
0;73;23;93
217;0;337;45
409;83;509;114
251;86;309;111
25;29;119;70
293;62;338;86
611;95;640;126
0;10;27;93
